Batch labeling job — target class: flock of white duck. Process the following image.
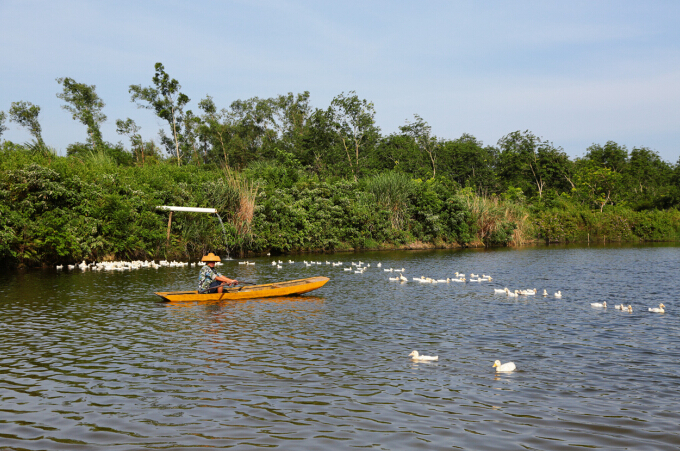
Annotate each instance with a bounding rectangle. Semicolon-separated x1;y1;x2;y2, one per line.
58;256;669;371
55;259;214;271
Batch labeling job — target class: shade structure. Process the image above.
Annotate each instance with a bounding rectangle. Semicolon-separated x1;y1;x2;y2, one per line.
156;206;217;214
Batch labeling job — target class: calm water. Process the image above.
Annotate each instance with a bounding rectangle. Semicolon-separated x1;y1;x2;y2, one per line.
1;244;679;450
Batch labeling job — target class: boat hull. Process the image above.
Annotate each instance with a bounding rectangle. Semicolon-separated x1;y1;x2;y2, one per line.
154;276;329;302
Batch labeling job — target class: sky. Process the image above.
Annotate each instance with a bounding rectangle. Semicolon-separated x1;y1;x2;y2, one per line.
1;0;679;163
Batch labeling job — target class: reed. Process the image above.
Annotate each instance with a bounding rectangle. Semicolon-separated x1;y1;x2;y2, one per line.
364;172;414;230
222;166;259;238
457;189;531;246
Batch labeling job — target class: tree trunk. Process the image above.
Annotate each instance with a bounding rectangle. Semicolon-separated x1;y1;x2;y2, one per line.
171;105;181;166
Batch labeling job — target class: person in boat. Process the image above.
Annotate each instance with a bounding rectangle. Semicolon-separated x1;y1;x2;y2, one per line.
198;253;238;293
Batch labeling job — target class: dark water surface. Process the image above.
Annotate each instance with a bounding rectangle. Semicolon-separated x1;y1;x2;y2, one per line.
1;244;679;450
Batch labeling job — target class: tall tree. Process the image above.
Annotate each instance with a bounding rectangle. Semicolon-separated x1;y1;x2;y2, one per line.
56;77;107;150
129;63;189;165
573;162;623;212
329;91;379;181
198;96;232;165
624;147;672;204
583;141;628;173
400;114;439;179
0;111;7;139
438;134;498;192
115;118;144;164
8;101;43;144
497;130;571;198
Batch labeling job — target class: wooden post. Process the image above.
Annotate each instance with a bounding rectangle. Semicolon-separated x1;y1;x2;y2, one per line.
166;211;173;244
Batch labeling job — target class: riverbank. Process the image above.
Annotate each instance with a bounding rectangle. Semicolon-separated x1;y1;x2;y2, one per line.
2;148;679;269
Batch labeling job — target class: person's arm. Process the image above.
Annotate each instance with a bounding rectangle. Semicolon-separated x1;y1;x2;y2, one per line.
215;274;238;285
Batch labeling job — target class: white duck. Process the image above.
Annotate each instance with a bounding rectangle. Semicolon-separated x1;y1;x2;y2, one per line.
591;301;607;308
615;304;623;310
493;360;516;372
648;303;665;313
409;350;438;361
554;291;562;298
624;305;633;312
494;287;508;294
542;289;548;297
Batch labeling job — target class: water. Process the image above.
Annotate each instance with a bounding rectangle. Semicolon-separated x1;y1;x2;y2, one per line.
213;213;230;259
1;244;678;450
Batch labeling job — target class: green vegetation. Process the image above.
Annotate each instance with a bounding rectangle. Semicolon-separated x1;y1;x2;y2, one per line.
2;63;680;268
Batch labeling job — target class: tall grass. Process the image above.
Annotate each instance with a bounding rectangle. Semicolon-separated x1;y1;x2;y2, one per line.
222;166;259;238
457;189;531;246
364;172;414;230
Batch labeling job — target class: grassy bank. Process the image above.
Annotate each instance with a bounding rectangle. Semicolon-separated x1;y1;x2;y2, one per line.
1;147;679;268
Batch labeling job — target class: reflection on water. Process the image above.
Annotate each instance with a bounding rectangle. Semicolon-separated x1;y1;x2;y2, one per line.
1;244;679;450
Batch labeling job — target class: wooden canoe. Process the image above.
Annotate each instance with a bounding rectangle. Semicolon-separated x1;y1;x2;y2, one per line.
154;276;329;302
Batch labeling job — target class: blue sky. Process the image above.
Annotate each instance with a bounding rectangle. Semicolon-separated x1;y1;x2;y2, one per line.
1;0;679;163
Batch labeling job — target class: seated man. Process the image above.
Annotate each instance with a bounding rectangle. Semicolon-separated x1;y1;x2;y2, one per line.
198;253;238;293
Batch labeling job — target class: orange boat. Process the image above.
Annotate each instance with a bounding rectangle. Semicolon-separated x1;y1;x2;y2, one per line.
154;276;329;302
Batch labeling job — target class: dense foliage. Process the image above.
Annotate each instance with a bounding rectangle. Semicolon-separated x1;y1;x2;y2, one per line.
2;64;679;267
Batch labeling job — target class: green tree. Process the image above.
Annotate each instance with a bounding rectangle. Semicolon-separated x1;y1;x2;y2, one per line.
9;101;43;144
573;162;623;212
129;62;190;166
371;133;421;175
624;147;672;207
297;107;337;174
497;130;572;198
438;134;498;192
0;111;7;139
115;118;145;164
56;77;107;150
271;91;312;154
583;141;628;172
400;114;439;179
329;92;380;181
197;96;232;166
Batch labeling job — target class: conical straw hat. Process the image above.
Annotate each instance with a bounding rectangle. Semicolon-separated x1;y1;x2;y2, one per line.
201;252;221;262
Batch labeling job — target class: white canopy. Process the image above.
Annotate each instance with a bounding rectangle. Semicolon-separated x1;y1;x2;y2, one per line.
156;206;217;214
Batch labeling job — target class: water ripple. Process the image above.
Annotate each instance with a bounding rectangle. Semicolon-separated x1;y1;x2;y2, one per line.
1;244;679;449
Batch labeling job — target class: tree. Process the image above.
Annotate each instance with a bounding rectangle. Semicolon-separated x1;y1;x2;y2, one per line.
197;96;232;165
573;162;623;212
329;91;380;181
0;111;7;139
371;133;421;175
400;114;438;179
270;91;312;154
497;130;572;198
8;101;43;144
129;62;189;165
583;141;628;173
115;118;145;164
56;77;107;150
624;147;672;206
438;134;498;192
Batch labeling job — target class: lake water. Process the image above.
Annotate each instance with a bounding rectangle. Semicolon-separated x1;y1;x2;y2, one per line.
1;244;678;450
